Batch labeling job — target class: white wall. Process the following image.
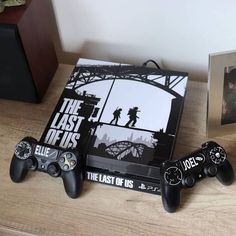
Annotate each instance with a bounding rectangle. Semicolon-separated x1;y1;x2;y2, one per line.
51;0;236;81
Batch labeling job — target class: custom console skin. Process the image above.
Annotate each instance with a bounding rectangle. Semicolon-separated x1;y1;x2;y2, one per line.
10;137;83;198
39;58;188;194
160;141;234;213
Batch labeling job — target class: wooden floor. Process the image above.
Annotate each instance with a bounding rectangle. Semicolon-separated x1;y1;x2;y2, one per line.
0;64;236;236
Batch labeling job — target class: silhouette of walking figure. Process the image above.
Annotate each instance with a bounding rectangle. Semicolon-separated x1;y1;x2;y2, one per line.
110;108;122;125
125;107;140;127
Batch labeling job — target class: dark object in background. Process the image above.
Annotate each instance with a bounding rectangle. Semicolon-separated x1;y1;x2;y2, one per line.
0;0;58;102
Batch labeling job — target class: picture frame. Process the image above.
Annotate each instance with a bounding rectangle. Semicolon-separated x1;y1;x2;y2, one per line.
208;50;236;137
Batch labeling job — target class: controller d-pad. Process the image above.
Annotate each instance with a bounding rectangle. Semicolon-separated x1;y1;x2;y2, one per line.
210;147;226;164
58;152;77;171
15;141;32;160
164;167;183;186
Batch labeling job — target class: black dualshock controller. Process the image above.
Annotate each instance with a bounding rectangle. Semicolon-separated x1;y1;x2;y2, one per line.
10;137;84;198
160;141;234;213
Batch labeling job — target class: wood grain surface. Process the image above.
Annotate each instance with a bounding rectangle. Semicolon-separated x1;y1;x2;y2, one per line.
0;64;235;236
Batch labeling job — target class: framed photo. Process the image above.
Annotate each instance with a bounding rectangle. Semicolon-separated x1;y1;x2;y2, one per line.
208;50;236;137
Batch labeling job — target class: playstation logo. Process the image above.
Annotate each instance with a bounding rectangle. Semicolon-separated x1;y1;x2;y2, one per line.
138;183;147;190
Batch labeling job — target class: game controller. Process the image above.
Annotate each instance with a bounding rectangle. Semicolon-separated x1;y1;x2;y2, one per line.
160;141;234;213
10;137;84;198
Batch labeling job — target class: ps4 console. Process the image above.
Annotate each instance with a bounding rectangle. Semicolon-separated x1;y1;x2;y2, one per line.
9;58;235;212
38;58;188;194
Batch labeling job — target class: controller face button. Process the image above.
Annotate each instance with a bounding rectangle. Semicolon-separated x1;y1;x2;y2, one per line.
164;167;183;186
66;153;72;159
59;157;65;163
63;164;69;170
70;160;76;166
15;141;32;160
210;147;226;164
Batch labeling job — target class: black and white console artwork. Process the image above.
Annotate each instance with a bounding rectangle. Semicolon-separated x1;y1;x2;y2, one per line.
41;58;188;185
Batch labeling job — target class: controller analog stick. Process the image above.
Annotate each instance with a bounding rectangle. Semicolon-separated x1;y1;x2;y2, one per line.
47;163;60;177
204;165;217;177
25;158;37;170
184;176;195;187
